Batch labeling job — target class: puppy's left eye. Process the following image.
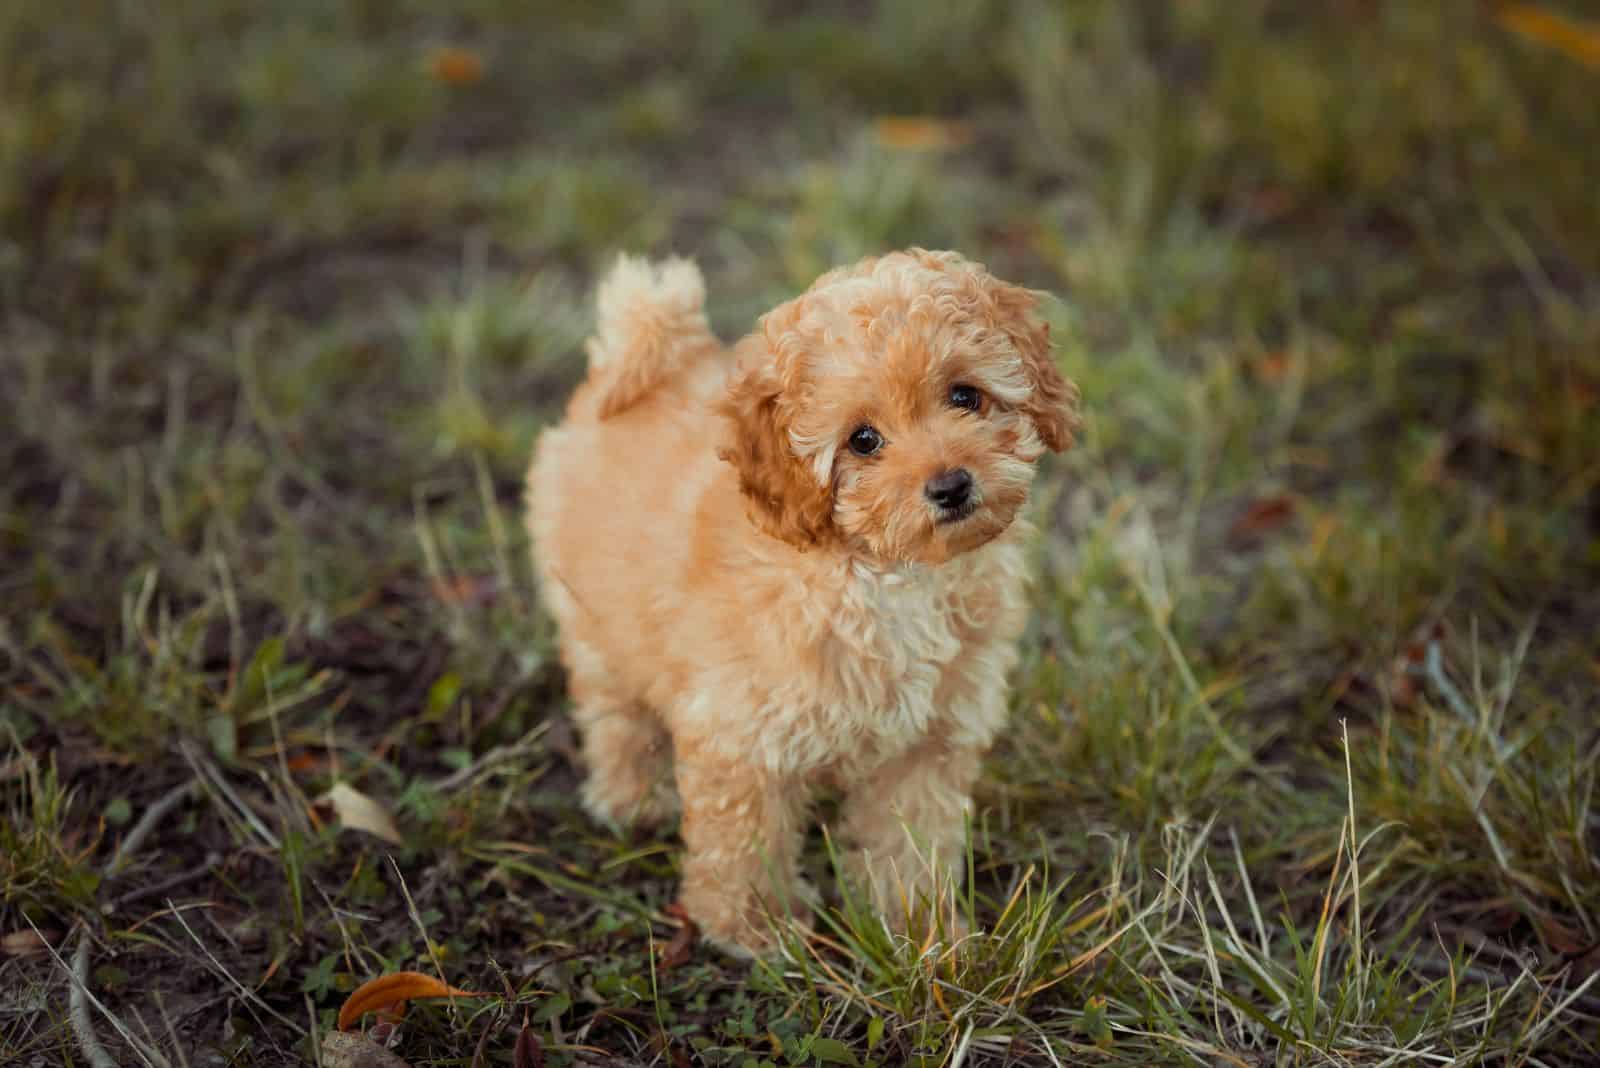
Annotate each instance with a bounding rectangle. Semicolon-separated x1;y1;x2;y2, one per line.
847;425;884;457
948;384;983;412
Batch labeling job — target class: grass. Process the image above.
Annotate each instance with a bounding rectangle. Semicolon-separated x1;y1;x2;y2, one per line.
2;0;1598;1064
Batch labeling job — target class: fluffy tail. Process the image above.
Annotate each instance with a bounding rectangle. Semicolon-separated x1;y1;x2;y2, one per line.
581;254;719;419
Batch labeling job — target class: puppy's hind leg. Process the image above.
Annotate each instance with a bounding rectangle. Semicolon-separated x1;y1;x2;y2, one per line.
568;669;677;831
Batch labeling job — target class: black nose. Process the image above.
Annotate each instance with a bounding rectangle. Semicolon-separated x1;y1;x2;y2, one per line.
925;468;974;510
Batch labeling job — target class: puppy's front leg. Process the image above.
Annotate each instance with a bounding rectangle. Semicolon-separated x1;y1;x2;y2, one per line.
674;746;807;956
839;739;981;933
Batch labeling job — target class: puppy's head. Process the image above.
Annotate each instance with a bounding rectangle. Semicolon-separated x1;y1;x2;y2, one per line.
719;249;1079;565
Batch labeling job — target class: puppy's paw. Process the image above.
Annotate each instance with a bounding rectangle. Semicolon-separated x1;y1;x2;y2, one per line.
580;775;679;833
693;910;809;961
841;850;969;943
679;887;814;960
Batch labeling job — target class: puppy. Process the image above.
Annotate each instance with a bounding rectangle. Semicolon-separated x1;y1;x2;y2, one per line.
526;249;1078;954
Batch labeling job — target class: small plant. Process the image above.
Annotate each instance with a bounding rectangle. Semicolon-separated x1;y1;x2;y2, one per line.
0;744;100;926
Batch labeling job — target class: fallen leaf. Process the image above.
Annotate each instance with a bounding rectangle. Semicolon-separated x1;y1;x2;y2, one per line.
1246;185;1296;222
321;1030;410;1068
285;751;325;774
1252;350;1289;383
320;782;404;846
339;972;486;1032
1;930;55;957
1572;378;1596;411
429;46;485;86
1228;495;1297;543
1495;3;1600;69
514;1024;545;1068
659;903;699;970
873;116;974;151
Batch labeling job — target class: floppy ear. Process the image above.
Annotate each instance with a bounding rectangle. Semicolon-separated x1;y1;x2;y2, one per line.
987;283;1080;453
716;343;835;549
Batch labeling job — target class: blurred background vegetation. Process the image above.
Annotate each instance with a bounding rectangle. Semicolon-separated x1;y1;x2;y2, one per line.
2;1;1597;1065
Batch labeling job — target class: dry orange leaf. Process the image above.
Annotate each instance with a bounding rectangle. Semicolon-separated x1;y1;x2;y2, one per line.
874;116;974;151
1228;495;1297;541
659;902;699;970
429;46;485;86
1252;350;1289;383
285;751;325;774
1573;378;1597;411
1495;3;1600;68
338;971;485;1031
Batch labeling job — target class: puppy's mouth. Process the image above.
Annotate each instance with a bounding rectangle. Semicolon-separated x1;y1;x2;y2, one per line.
934;499;979;525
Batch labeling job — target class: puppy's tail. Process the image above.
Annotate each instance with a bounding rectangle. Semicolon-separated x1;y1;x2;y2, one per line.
580;254;719;420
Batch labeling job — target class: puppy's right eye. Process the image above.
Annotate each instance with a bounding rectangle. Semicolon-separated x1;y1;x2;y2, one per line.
847;426;883;457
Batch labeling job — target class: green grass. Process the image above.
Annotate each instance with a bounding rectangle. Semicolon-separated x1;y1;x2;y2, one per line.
3;1;1598;1064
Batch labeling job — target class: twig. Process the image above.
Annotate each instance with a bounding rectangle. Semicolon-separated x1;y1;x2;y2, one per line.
114;852;221;909
167;904;305;1036
65;779;200;1068
432;722;552;792
69;933;119;1068
110;782;201;874
179;741;281;849
27;918;170;1068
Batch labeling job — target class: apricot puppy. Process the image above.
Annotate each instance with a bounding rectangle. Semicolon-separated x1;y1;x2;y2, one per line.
526;249;1078;954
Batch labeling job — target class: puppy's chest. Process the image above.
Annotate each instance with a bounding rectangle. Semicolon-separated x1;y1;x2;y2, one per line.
836;565;965;665
813;563;975;733
717;547;1024;774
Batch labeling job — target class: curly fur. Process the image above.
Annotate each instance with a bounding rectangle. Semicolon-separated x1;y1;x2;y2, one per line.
526;249;1079;954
